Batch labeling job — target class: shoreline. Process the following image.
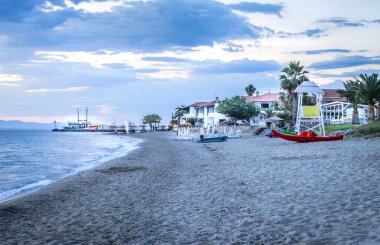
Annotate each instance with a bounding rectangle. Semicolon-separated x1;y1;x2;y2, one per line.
0;134;142;204
1;132;380;243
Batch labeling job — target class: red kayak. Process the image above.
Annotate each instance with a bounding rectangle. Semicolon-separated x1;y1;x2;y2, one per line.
272;130;344;142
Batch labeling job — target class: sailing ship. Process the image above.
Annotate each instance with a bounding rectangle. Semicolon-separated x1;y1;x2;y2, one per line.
52;106;111;132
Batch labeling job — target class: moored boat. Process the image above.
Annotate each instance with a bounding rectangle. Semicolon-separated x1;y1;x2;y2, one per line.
272;130;344;142
279;129;297;135
196;135;228;143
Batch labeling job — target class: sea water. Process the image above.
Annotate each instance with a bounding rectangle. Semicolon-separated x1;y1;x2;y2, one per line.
0;130;141;203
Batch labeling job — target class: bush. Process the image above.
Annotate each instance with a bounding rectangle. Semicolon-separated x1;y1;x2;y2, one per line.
275;111;292;123
355;120;380;135
325;125;355;134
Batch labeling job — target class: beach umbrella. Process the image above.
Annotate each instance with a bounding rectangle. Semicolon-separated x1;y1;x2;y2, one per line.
265;116;284;122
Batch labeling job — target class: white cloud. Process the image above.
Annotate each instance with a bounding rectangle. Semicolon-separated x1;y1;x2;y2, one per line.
35;50;193;79
64;0;126;13
136;70;189;79
97;104;119;114
40;1;64;12
0;73;23;86
25;86;89;93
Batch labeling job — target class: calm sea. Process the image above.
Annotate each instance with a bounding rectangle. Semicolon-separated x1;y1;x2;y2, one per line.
0;130;141;203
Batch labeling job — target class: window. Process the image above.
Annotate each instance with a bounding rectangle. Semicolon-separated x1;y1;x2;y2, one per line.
261;103;269;108
207;106;214;114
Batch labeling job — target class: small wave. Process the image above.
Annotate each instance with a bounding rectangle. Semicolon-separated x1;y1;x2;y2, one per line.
73;139;141;173
0;179;53;203
0;133;142;204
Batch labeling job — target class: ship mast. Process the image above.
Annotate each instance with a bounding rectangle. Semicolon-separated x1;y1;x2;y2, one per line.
77;107;80;124
85;105;88;123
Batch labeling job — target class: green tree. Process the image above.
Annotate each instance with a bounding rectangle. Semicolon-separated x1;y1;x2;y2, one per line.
170;113;178;125
245;84;256;96
216;96;259;123
174;105;186;126
279;61;309;124
355;73;380;122
337;80;361;124
186;117;196;126
142;114;161;131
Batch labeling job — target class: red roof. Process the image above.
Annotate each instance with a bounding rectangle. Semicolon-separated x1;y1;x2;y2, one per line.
188;102;207;107
245;92;279;102
203;101;216;107
203;99;224;107
322;89;348;103
189;99;224;107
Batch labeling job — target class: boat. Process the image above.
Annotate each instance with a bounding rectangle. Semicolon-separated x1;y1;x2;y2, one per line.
271;130;344;142
196;135;228;143
52;122;111;132
279;129;297;135
267;129;297;138
52;106;113;132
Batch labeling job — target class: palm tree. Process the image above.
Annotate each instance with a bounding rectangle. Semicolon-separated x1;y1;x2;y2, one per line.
186;117;196;126
355;73;380;122
174;105;186;126
337;80;361;124
279;61;309;124
245;84;256;96
142;114;161;131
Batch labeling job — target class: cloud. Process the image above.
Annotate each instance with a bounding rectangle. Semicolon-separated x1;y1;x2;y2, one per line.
25;86;89;93
318;17;365;27
303;29;325;37
0;0;44;22
277;28;325;38
136;70;189;79
228;2;283;16
310;56;380;70
197;58;281;73
142;56;188;62
294;49;352;55
64;0;126;13
319;79;345;89
0;73;23;86
97;104;119;114
222;42;244;52
316;69;380;78
1;0;260;51
34;49;281;79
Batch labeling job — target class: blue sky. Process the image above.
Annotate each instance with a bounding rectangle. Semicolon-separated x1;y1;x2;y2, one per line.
1;0;379;124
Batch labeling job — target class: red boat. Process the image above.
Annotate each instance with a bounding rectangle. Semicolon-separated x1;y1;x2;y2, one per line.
271;130;344;142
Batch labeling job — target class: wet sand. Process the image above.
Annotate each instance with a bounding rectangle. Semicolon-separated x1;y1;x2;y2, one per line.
1;132;380;244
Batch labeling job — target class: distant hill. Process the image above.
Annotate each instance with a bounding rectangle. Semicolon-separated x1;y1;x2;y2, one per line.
0;120;64;130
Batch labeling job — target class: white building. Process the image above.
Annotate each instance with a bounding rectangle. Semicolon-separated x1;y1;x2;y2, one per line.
182;93;280;126
322;101;368;124
182;98;228;126
245;92;280;125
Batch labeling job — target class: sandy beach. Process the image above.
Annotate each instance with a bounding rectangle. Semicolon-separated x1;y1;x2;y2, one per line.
1;132;380;244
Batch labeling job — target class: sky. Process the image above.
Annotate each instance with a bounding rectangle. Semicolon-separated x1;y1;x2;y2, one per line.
1;0;380;125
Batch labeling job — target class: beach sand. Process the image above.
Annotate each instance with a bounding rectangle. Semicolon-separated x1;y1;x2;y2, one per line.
1;132;380;244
